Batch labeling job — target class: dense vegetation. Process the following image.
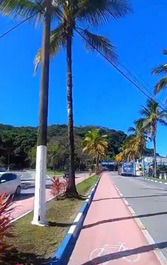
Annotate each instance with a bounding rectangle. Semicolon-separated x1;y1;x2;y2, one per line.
0;124;126;170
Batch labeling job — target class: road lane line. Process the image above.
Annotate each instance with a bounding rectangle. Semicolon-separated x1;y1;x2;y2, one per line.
114;181;167;265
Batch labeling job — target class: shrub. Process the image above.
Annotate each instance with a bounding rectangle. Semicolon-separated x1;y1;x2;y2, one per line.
0;194;13;259
50;177;67;198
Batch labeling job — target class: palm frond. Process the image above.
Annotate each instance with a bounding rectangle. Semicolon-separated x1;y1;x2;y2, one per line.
34;23;66;72
152;64;167;75
0;0;43;18
82;29;117;61
140;106;150;117
78;0;131;25
159;110;167;119
154;78;167;94
158;119;167;126
128;127;135;133
135;118;145;129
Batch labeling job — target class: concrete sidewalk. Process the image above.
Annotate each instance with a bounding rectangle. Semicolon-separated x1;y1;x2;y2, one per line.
68;172;163;265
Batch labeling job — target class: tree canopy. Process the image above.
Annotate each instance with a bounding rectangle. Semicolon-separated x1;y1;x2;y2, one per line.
0;124;126;170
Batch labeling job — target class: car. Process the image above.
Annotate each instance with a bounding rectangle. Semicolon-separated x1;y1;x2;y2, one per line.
0;166;7;172
63;172;69;180
0;172;21;196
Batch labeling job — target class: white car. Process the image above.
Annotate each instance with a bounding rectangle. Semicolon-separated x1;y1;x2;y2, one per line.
0;172;21;196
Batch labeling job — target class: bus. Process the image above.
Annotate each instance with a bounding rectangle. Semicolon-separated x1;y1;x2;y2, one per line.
118;162;135;176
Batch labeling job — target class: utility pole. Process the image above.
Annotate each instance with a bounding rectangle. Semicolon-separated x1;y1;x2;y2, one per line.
32;0;51;225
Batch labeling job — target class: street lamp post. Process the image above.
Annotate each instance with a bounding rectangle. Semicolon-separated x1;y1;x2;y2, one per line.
32;0;51;226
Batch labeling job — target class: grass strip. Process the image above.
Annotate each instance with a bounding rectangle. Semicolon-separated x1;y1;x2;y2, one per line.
2;174;98;265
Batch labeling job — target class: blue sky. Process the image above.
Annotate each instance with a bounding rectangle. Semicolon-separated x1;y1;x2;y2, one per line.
0;0;167;155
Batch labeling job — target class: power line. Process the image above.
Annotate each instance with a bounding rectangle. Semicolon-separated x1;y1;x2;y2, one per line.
0;8;166;112
0;13;37;39
119;62;167;110
75;28;167;112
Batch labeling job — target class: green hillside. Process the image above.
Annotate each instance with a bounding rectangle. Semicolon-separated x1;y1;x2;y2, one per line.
0;124;126;170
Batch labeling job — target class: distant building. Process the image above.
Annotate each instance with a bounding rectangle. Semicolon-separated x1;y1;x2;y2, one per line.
143;156;167;166
101;161;117;171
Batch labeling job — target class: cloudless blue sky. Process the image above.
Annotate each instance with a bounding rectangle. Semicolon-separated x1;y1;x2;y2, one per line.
0;0;167;155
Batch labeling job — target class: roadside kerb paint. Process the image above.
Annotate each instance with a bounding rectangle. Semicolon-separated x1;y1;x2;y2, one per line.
144;178;167;185
115;185;167;265
49;177;100;265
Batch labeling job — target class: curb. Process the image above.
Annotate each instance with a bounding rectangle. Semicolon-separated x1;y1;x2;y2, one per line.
115;185;167;265
144;178;167;185
49;177;100;265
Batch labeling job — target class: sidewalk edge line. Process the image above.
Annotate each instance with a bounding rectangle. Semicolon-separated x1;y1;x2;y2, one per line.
10;195;55;224
115;185;167;265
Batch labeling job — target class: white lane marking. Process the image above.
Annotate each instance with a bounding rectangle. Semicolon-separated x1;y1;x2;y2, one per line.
11;209;32;223
121;192;167;265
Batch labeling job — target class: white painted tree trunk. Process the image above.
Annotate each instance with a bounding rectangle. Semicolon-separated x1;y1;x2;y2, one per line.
32;145;47;225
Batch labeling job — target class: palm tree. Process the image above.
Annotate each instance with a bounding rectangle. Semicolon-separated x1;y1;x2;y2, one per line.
140;99;167;177
118;119;147;163
0;0;131;198
152;50;167;94
35;0;131;196
0;0;52;225
121;134;146;161
83;129;108;172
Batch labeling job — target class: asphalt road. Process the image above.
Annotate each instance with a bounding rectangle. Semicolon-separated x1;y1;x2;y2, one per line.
110;171;167;259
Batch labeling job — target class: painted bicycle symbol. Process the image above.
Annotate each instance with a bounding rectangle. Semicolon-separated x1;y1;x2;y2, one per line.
89;243;140;265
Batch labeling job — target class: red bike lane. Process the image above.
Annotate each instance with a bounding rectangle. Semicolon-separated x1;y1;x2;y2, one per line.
68;172;162;265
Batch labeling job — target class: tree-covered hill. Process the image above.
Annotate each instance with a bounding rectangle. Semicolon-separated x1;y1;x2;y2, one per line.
0;124;127;170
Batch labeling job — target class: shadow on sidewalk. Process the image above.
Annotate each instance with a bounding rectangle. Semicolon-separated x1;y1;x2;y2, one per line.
83;211;167;229
81;241;167;265
14;193;34;201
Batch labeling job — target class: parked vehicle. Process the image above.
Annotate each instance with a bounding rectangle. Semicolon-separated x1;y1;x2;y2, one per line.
118;162;135;176
63;172;69;180
0;166;6;172
0;172;21;195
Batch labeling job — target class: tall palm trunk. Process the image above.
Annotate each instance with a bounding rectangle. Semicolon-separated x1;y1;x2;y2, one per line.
32;0;51;225
153;134;157;178
66;33;77;196
96;154;99;173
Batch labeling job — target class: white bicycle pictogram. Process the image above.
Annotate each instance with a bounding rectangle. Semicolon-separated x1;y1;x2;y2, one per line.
89;243;140;265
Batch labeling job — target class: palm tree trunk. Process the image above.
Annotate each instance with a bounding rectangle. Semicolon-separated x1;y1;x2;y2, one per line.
7;152;10;170
66;33;77;196
96;155;99;173
153;134;157;178
32;0;51;225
